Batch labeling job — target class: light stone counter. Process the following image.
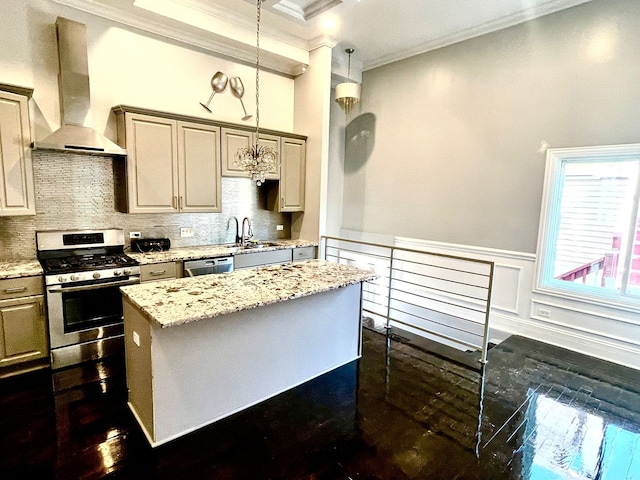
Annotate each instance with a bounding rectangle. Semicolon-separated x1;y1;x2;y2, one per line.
122;258;376;447
127;239;317;265
120;259;377;328
0;259;43;279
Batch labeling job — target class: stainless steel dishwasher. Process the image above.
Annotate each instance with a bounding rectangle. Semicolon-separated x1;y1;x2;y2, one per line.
183;256;234;277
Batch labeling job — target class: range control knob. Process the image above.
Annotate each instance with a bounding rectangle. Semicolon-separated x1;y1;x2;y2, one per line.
113;270;122;277
70;274;80;282
57;276;67;283
123;268;133;276
93;272;101;279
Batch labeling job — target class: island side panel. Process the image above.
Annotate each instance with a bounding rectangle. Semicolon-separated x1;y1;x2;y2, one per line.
123;298;155;443
150;283;362;446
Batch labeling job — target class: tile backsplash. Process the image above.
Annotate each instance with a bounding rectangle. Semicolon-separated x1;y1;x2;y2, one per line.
0;151;291;260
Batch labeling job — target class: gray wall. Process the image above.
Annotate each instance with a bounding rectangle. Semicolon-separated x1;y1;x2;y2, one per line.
339;0;640;253
0;152;290;260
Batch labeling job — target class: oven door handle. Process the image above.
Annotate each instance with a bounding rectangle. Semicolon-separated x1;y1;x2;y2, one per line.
47;277;141;293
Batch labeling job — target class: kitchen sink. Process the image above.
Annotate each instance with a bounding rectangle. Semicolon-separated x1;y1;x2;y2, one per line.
229;241;281;251
238;241;281;250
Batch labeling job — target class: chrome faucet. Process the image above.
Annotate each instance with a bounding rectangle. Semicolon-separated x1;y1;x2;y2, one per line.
229;217;241;245
241;217;253;246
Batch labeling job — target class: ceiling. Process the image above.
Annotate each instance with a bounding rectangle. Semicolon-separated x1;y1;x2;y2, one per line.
53;0;592;77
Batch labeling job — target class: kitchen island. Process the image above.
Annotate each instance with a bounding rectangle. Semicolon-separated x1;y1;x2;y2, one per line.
120;260;377;447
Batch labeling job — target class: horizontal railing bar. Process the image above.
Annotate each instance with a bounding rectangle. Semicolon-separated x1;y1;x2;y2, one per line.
389;305;484;337
392;257;491;279
362;308;385;319
363;300;387;315
323;235;494;267
390;292;486;316
392;268;490;292
388;318;481;351
391;286;486;311
324;245;392;261
391;277;488;303
321;235;494;364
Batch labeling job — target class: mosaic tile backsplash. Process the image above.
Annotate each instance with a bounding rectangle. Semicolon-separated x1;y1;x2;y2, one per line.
0;151;291;260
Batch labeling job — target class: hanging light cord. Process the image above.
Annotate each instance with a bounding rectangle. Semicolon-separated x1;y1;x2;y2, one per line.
346;48;354;82
255;0;261;138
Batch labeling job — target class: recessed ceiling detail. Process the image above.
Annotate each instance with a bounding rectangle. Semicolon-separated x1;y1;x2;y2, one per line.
272;0;343;22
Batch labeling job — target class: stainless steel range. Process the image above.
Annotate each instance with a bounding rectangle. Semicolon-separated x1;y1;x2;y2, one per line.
36;228;140;370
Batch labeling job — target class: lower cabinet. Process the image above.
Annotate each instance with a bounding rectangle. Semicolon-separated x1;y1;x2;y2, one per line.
0;277;48;376
140;262;179;282
234;249;293;270
293;246;316;261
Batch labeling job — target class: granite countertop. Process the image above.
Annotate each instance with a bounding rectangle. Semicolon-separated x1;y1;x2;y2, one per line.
127;239;317;265
120;259;378;328
0;259;43;280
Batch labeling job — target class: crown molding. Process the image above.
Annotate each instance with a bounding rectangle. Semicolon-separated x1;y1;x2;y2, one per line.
51;0;309;77
363;0;593;71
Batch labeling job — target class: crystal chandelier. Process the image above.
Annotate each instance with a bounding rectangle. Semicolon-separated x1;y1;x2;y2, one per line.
335;48;361;115
235;0;279;186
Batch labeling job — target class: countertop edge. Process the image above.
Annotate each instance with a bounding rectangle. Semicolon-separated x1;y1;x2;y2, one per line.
121;261;378;329
128;240;318;265
0;260;43;280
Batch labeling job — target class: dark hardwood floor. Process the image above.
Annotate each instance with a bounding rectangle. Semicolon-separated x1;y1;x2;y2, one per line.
1;328;639;479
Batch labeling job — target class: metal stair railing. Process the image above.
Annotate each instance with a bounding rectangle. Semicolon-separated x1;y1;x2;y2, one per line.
320;236;495;364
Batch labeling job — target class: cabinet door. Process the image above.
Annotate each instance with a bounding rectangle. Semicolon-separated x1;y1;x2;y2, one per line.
0;296;47;369
178;121;221;212
221;127;252;177
0;91;35;216
140;262;178;282
125;113;178;213
280;138;306;212
256;133;280;180
234;249;293;270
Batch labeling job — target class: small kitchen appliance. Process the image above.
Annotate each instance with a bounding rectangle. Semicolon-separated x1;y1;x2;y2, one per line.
130;237;171;253
36;228;140;371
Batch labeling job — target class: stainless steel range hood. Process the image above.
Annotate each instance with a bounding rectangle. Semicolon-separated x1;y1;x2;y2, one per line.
34;17;127;156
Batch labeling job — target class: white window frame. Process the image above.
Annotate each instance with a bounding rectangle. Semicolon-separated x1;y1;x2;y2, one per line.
534;143;640;313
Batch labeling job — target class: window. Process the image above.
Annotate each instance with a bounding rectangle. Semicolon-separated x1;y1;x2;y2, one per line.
536;144;640;309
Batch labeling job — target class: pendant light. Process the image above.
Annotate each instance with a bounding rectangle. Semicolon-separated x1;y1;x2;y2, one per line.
235;0;279;186
335;48;360;115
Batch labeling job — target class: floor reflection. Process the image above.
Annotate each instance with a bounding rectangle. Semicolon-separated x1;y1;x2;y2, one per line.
477;336;640;480
1;328;639;479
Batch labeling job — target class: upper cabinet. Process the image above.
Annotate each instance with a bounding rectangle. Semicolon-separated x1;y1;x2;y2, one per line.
221;128;279;180
0;85;36;216
114;108;221;214
112;105;306;214
268;137;306;212
178;121;222;213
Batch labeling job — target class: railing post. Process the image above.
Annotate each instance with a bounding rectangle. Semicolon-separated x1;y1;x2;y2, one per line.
479;262;495;364
385;247;394;333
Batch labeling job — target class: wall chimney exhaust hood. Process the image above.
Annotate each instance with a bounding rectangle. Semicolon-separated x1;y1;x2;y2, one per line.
34;17;127;156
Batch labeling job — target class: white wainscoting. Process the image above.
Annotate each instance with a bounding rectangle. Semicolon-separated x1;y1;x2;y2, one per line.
392;236;640;371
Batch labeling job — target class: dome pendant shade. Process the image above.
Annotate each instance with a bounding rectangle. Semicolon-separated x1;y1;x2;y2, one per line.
335;81;361;115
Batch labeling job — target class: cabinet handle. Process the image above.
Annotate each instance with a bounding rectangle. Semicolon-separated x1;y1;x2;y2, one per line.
179;196;183;209
150;270;167;276
4;286;27;293
39;301;45;317
172;196;177;209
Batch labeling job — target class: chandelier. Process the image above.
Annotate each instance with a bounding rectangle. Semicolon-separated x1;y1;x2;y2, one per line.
335;48;361;115
235;0;279;186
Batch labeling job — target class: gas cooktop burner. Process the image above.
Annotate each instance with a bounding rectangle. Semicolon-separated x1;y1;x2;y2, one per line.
42;253;138;275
